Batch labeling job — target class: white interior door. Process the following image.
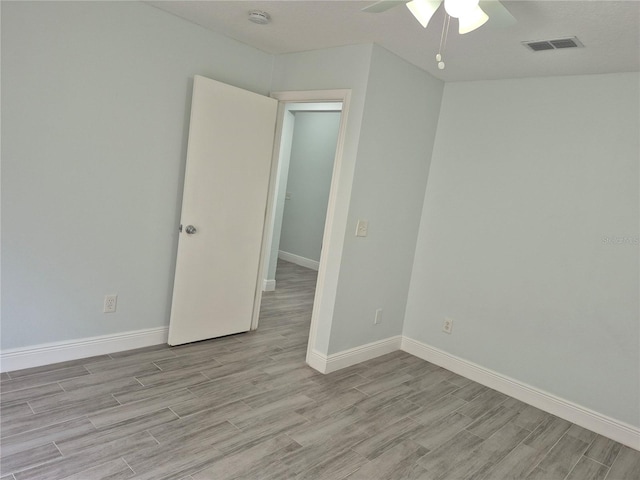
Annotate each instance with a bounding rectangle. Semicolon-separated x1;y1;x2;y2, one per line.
168;75;277;346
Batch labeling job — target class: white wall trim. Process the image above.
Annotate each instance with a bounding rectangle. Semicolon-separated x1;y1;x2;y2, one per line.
278;250;320;271
305;334;639;450
0;327;169;372
306;336;402;374
306;348;330;374
401;336;640;451
267;90;352;363
6;324;636;451
262;279;276;292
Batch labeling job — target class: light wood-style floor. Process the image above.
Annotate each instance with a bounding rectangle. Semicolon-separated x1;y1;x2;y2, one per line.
1;260;638;479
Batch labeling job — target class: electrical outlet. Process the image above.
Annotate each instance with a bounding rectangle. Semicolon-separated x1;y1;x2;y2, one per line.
104;294;117;313
442;318;453;334
374;308;383;325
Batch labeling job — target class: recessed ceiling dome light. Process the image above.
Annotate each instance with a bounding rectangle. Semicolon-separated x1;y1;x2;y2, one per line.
248;10;270;25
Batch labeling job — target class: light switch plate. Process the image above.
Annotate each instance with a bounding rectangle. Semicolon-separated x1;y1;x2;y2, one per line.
356;220;368;237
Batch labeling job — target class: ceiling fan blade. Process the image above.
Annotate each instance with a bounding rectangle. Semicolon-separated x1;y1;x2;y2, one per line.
362;0;408;14
480;0;517;27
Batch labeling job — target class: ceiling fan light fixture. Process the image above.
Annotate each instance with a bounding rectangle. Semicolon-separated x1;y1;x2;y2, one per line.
458;5;489;34
444;0;479;19
406;0;440;28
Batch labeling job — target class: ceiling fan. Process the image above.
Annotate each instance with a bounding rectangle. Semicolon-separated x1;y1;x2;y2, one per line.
363;0;516;35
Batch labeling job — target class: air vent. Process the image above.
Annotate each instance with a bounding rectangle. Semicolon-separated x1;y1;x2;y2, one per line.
526;41;555;51
523;37;584;52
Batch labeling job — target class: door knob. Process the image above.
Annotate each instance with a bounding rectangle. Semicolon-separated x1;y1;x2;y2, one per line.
185;225;197;235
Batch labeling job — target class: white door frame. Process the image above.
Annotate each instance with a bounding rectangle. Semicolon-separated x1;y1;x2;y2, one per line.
251;89;351;361
261;101;343;290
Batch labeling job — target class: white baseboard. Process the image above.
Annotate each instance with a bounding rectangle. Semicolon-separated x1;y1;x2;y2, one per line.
4;326;637;451
278;251;319;271
0;327;169;373
306;334;639;450
262;279;276;291
306;336;402;374
306;349;330;373
401;336;640;451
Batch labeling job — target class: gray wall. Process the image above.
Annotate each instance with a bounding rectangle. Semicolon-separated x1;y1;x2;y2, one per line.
271;44;374;353
1;1;274;348
272;45;444;356
327;45;443;353
403;73;640;427
279;111;341;263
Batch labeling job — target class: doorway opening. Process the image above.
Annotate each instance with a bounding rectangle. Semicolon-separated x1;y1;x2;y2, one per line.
252;91;351;368
263;102;342;289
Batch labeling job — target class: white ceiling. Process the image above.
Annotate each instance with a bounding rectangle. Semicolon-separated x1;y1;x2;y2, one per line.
148;0;640;82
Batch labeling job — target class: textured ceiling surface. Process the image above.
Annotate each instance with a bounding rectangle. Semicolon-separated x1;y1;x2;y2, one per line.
148;1;640;82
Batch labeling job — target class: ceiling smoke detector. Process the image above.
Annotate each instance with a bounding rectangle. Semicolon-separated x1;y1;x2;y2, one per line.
248;10;270;25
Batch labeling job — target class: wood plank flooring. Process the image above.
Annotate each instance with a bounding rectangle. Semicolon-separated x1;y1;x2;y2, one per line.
1;260;638;479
